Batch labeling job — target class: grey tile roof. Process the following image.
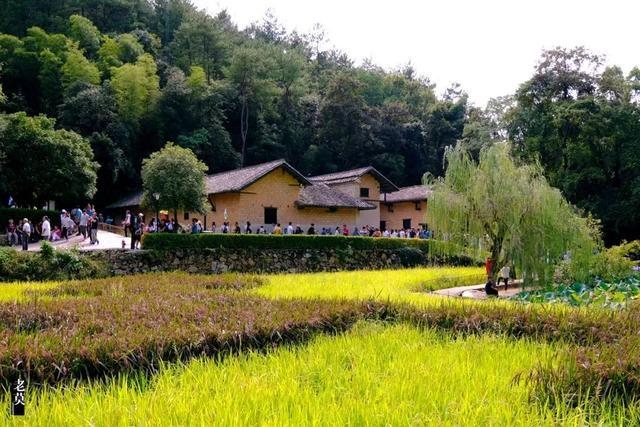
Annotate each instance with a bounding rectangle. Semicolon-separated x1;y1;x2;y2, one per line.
296;184;376;210
106;191;143;209
107;159;310;209
309;166;399;193
380;185;432;203
204;159;310;193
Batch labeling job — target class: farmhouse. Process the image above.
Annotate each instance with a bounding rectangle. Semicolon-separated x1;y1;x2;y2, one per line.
380;185;432;231
107;159;430;231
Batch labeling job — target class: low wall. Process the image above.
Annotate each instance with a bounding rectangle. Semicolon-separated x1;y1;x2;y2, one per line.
83;247;443;275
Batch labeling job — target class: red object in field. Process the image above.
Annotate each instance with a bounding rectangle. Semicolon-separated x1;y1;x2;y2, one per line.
485;257;493;277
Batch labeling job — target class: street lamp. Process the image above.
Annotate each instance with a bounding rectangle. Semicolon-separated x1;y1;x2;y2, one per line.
153;193;160;227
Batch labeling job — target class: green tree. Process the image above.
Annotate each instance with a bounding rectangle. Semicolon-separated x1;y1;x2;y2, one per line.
61;46;100;90
37;48;64;114
170;11;229;81
141;142;208;221
68;15;101;57
226;45;278;165
0;112;98;206
116;33;144;63
509;47;640;244
110;53;159;126
427;142;596;285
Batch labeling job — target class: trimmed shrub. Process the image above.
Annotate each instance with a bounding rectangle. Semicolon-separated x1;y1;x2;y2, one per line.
395;247;425;267
144;233;456;253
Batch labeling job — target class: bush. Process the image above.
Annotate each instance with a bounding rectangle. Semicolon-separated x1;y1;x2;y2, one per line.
0;208;60;235
395;247;425;267
590;244;638;281
0;242;106;281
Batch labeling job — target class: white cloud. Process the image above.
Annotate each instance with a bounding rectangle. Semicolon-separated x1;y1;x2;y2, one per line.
194;0;640;106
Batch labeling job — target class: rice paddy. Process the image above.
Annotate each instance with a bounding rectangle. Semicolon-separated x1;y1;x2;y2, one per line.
0;267;635;425
2;322;637;426
254;266;486;304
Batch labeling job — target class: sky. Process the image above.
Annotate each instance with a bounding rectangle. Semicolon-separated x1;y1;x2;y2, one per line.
192;0;640;106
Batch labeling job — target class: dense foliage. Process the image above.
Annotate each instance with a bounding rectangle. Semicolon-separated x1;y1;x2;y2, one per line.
428;143;596;284
0;242;106;281
507;48;640;244
1;4;639;244
0;4;465;210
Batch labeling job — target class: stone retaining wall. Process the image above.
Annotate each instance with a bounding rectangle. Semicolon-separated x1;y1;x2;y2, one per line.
83;247;426;275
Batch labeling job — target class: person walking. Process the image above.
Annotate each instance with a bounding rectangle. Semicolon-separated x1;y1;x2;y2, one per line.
131;213;144;249
307;223;316;235
21;218;31;251
245;221;252;234
123;210;131;237
90;213;100;245
79;209;90;239
286;222;294;235
41;216;51;242
497;265;511;290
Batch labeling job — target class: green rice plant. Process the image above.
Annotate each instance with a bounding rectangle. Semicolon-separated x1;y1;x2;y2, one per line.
2;322;636;426
0;282;60;302
0;273;381;387
253;267;486;303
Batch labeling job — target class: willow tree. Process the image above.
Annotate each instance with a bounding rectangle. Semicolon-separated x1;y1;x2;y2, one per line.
427;142;597;285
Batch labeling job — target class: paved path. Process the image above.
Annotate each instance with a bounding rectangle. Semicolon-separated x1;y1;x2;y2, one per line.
14;230;127;252
432;280;526;299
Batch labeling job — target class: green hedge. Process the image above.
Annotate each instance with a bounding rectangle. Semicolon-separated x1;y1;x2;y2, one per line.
0;207;60;231
143;233;442;251
143;232;476;259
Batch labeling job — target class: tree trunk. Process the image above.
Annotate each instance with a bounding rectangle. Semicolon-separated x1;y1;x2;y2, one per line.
489;235;504;280
240;95;249;167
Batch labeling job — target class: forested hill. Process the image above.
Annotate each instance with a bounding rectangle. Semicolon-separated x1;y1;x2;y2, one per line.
0;1;465;202
1;1;639;244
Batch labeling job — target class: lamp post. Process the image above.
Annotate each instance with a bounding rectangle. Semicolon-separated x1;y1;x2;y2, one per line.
153;193;160;228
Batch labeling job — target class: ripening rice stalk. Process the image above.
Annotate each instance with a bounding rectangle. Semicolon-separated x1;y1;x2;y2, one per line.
1;322;635;426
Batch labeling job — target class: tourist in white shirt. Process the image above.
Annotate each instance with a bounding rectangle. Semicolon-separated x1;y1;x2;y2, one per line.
41;216;51;242
79;210;90;239
21;218;31;251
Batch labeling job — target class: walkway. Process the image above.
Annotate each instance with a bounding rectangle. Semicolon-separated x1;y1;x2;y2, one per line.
15;230;127;252
432;280;526;299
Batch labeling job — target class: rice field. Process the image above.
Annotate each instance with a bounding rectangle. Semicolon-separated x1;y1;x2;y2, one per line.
0;268;635;425
0;282;59;302
2;322;637;426
254;266;486;304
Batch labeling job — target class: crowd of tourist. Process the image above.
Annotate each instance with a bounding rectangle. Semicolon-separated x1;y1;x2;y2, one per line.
4;204;103;251
5;204;431;252
132;213;433;240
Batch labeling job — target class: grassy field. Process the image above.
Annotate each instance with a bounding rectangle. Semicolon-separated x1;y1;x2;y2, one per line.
255;266;486;304
2;322;637;426
0;268;636;425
